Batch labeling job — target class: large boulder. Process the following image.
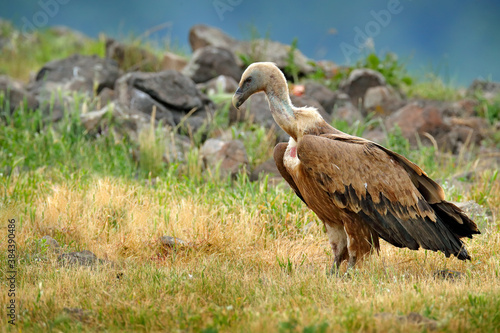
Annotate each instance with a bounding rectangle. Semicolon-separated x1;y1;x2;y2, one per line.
188;24;314;76
115;70;215;131
29;54;120;96
182;46;242;83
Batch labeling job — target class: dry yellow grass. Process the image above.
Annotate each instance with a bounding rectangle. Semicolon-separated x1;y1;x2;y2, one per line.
1;171;499;332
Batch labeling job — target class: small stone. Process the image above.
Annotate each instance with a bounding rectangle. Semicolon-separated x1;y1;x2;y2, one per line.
57;250;114;267
160;236;187;248
434;269;465;281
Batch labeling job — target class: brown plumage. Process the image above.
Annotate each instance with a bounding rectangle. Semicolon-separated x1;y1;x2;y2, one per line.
232;62;480;273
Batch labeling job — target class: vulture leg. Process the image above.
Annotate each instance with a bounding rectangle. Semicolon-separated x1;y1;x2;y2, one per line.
344;217;381;269
325;223;348;275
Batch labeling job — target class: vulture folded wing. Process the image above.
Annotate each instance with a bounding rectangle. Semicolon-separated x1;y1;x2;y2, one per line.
296;134;470;259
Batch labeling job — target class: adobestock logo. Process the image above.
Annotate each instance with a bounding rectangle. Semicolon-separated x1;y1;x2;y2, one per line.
213;0;243;21
340;0;408;64
21;0;71;36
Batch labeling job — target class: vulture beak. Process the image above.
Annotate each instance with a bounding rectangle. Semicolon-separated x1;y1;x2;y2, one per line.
232;86;245;109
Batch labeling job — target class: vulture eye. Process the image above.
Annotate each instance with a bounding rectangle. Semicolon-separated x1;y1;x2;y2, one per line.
245;77;252;86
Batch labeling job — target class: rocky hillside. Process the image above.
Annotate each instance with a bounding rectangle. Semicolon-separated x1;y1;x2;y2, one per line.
1;20;500;181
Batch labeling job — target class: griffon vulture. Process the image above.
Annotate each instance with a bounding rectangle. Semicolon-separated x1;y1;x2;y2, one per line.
232;62;480;273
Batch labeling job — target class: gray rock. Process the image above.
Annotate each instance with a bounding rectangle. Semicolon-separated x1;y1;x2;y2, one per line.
0;75;39;114
330;92;363;125
188;24;314;76
160;236;188;247
97;87;116;107
363;85;403;116
303;81;337;114
182;46;242;83
115;71;214;129
29;54;120;96
340;68;386;110
453;200;489;222
200;138;249;178
164;134;192;164
80;104;112;132
58;250;99;267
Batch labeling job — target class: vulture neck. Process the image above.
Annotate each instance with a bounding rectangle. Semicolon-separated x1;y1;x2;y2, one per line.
265;80;298;140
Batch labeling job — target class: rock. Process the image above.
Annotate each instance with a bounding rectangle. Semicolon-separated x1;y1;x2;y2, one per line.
385;102;450;147
453;201;489;221
229;92;288;142
250;158;281;183
197;75;239;95
303;81;337;114
63;307;91;322
447;116;486;151
446;99;478;117
189;24;235;51
188;24;314;76
182;46;242;83
433;269;465;281
363;85;403;116
115;71;214;129
200;138;249;178
105;37;160;71
160;235;188;247
29;54;120;97
330;92;363;125
340;68;386;111
0;75;39;114
161;51;188;71
58;250;111;267
40;236;61;253
80;104;112;132
97;87;115;107
290;94;331;122
375;312;438;331
163;134;192;164
467;79;500;100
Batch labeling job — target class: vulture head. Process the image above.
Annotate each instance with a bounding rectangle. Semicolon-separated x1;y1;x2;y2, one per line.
232;62;287;109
